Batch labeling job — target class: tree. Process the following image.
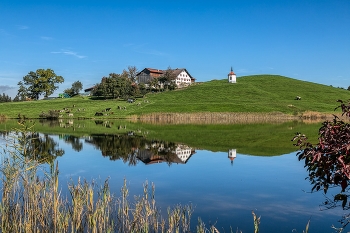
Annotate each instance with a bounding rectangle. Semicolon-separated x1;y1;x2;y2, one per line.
0;93;11;102
64;81;83;97
17;69;64;100
71;81;83;95
293;100;350;221
159;66;177;90
125;66;138;83
92;72;134;99
63;88;74;97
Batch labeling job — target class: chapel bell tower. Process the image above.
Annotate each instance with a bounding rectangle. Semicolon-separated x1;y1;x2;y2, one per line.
228;67;236;83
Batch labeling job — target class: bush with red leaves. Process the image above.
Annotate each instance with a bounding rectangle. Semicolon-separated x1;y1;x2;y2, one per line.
293;100;350;198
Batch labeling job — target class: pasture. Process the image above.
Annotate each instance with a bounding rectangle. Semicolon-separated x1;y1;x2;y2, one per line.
0;75;349;119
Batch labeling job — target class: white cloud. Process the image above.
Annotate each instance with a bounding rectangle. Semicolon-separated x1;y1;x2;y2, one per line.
51;49;87;59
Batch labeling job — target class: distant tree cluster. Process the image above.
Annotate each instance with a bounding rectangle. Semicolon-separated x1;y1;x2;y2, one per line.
63;81;83;97
91;66;141;99
91;66;178;99
14;65;180;101
0;93;12;102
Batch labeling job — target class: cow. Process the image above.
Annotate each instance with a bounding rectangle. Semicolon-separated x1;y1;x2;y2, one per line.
95;112;103;116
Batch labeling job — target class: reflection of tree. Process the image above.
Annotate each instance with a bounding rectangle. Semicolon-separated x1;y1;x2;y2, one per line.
86;134;146;166
61;135;83;152
84;134;185;166
18;132;64;165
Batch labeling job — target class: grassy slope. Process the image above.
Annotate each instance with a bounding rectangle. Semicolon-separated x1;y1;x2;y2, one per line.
0;75;349;119
135;75;350;114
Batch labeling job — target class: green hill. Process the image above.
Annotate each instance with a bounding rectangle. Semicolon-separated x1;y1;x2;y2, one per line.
135;75;350;115
0;75;349;119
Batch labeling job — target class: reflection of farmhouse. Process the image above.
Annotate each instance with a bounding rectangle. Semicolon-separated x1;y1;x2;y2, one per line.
228;149;237;165
136;68;196;88
137;142;196;165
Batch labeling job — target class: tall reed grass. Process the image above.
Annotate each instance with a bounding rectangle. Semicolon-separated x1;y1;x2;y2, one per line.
0;121;209;232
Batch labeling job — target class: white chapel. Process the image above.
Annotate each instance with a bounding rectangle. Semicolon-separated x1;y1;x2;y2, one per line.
228;67;236;83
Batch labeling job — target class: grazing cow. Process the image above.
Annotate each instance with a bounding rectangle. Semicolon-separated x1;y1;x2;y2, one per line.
105;107;111;111
295;96;301;100
95;112;103;116
127;99;134;103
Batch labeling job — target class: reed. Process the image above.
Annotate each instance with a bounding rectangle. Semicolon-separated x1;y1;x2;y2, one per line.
0;121;205;232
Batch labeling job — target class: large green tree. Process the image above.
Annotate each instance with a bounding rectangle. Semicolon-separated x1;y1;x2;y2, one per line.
17;69;64;100
93;72;133;99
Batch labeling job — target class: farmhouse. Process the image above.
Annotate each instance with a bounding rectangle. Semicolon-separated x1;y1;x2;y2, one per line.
136;68;195;88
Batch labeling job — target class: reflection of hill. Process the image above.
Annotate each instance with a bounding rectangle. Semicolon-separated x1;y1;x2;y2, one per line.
141;121;321;156
0;119;322;156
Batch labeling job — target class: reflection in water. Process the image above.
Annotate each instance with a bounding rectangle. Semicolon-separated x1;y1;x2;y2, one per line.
84;134;200;166
59;134;83;152
1;130;237;167
0;130;64;168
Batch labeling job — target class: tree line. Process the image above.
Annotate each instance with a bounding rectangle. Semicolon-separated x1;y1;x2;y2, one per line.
89;66;177;99
12;66;178;101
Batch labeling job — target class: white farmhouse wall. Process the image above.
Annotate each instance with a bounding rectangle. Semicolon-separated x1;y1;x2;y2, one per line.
175;70;192;87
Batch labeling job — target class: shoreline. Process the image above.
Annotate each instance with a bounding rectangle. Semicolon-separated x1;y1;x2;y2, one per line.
1;111;344;125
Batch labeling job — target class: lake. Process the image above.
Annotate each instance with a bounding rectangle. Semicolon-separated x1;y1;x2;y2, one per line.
0;119;348;232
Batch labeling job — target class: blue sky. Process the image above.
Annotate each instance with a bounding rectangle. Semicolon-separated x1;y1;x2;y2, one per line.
1;0;349;98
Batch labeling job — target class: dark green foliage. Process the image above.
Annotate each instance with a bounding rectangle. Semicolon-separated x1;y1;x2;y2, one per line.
17;69;64;100
71;81;83;95
0;93;11;102
64;81;83;97
92;72;137;99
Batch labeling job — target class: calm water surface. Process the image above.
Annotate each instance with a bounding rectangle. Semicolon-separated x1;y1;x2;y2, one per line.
0;127;347;232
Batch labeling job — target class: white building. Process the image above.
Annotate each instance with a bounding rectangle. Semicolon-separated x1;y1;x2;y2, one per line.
228;67;236;83
136;68;195;88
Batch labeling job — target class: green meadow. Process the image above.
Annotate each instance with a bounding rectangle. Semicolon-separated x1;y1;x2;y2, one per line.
0;75;349;119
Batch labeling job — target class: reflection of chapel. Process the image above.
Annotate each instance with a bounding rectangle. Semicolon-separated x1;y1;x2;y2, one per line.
228;149;237;165
228;67;236;83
